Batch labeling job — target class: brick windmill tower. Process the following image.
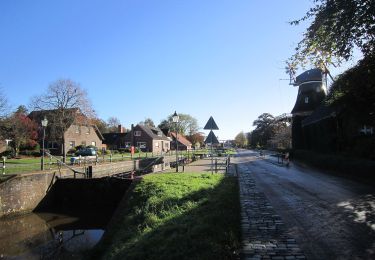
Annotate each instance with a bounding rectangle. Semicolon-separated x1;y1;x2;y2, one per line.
291;69;327;149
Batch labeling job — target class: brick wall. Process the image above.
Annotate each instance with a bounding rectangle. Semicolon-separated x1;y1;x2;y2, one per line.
64;124;102;151
0;157;169;218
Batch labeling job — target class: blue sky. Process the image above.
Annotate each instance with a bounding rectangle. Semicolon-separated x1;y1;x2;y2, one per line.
0;0;354;139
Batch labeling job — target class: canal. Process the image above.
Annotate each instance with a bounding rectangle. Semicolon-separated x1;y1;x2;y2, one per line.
0;177;133;259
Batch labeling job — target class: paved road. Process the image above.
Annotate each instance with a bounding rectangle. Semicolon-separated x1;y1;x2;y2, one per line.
234;149;375;260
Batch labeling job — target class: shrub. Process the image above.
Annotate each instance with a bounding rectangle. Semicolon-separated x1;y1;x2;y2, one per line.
0;149;15;158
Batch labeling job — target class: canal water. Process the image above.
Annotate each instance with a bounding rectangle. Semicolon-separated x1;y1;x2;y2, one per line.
0;210;109;259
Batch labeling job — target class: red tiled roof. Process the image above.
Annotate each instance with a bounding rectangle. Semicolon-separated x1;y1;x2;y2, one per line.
169;132;192;146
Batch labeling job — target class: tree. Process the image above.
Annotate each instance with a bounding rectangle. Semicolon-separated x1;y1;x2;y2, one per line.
4;107;38;156
139;118;155;128
186;132;205;148
107;116;121;133
252;113;276;147
30;79;94;161
91;117;108;134
234;131;247;147
288;0;375;77
158;113;199;136
0;89;9;118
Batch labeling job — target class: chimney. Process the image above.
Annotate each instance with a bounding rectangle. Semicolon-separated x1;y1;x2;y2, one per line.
118;125;124;133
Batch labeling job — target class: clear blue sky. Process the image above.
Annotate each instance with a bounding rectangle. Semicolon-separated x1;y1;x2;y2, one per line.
0;0;351;139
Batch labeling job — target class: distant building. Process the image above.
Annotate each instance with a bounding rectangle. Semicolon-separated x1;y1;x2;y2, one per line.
168;132;192;151
123;124;170;153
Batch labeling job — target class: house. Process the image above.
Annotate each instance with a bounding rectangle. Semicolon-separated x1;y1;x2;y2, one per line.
168;132;192;151
28;109;104;155
102;125;128;150
123;124;170;153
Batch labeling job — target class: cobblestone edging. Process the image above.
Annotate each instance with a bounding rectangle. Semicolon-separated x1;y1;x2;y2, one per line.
238;165;306;260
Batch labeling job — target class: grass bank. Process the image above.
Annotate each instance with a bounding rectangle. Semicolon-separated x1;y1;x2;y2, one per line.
91;173;241;260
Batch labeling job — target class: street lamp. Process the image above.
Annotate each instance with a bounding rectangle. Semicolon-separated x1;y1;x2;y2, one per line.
172;111;179;172
41;116;48;171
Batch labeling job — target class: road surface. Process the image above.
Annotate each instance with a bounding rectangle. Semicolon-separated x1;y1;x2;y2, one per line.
234;149;375;259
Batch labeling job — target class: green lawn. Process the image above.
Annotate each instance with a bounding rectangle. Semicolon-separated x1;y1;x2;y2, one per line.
92;173;241;260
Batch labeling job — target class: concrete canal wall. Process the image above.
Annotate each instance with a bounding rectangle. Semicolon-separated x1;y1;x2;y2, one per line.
0;157;171;218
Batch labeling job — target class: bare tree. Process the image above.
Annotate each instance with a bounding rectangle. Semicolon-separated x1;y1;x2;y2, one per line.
0;88;9;118
107;116;121;133
30;79;95;162
139;118;155;128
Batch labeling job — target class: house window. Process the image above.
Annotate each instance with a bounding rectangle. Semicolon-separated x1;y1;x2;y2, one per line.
155;142;159;147
86;126;90;134
69;141;75;149
48;142;58;149
157;131;162;137
304;97;309;103
137;142;146;149
91;141;96;146
125;142;132;148
75;125;80;134
134;131;141;136
165;143;169;148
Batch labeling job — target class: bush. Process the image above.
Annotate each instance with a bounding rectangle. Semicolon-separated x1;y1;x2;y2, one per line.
19;150;40;157
0;149;15;158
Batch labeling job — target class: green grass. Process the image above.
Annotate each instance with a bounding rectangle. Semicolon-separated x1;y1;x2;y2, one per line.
92;173;241;260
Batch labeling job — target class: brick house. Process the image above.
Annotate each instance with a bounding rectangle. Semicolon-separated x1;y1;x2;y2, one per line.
123;124;170;153
168;132;192;151
28;109;104;155
102;125;128;150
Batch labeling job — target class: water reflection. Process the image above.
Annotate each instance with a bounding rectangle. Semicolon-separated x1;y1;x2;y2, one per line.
0;212;105;259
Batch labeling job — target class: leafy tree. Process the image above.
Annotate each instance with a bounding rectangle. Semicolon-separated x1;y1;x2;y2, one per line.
4;108;38;156
139;118;155;128
158;113;199;136
252;113;276;147
187;132;205;148
234;131;247;148
288;0;375;77
107;116;121;133
30;79;94;161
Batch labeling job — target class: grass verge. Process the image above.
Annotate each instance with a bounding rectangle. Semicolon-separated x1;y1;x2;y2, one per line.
91;173;241;260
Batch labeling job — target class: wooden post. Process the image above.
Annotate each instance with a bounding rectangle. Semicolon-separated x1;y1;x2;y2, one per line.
2;156;5;175
49;155;52;170
215;158;217;173
110;154;112;163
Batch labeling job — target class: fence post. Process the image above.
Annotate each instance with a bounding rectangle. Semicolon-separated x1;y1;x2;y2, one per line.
49;155;52;170
95;154;98;165
110;154;112;163
2;156;5;175
79;155;82;166
215;158;217;173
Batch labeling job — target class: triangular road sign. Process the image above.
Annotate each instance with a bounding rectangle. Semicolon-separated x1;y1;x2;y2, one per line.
204;116;219;130
205;130;219;144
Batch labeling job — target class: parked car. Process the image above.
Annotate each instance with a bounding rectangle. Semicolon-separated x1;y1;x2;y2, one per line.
75;147;97;156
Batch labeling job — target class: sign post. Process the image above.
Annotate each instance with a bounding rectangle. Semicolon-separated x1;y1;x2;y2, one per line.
204;116;219;173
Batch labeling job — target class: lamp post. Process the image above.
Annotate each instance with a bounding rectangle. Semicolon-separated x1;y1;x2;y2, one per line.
172;111;179;172
41;116;48;171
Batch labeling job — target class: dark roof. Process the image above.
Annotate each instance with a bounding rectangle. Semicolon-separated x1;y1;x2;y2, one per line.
102;132;127;144
302;104;337;127
294;69;322;86
169;132;192;146
137;124;170;141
